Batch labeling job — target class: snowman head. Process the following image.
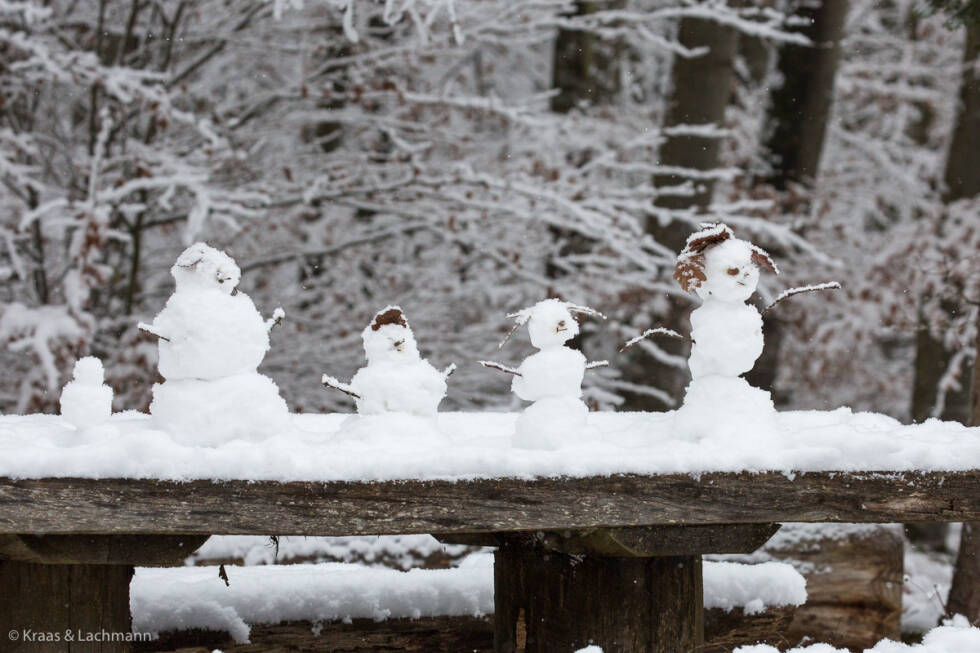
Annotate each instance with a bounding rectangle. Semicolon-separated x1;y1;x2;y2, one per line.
361;306;421;364
674;223;777;303
72;356;105;385
500;299;605;351
171;243;241;294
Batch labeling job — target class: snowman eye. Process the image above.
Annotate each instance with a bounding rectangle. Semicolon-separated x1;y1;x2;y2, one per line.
727;268;739;276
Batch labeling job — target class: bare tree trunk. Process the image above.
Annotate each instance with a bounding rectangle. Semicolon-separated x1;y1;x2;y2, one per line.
764;0;849;188
618;16;738;411
947;305;980;623
912;22;980;426
550;2;622;114
943;21;980;625
743;0;848;399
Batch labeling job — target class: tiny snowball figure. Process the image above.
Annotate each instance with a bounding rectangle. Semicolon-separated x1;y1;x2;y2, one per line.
142;243;289;445
59;356;113;430
482;299;606;450
322;306;452;417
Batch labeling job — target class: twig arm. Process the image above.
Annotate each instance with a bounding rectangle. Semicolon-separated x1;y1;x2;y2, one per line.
137;322;170;342
442;363;457;379
619;327;683;353
266;307;285;332
478;360;522;377
764;282;841;313
321;374;361;399
586;360;609;370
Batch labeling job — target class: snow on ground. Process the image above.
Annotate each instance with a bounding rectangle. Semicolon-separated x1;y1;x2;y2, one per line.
734;616;980;652
131;553;805;643
186;534;475;569
903;544;955;634
1;407;978;481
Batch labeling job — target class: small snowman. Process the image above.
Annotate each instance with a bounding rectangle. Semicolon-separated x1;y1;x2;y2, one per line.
323;306;453;417
671;223;838;440
482;299;606;450
141;243;289;445
60;356;113;430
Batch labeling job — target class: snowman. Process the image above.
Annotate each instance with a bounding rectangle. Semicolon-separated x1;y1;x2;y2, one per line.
141;243;289;445
322;306;452;417
668;223;782;440
60;356;113;430
482;299;606;450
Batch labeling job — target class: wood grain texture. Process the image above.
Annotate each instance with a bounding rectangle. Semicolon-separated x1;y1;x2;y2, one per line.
768;525;903;650
493;544;703;653
0;471;977;537
0;559;133;653
0;534;209;565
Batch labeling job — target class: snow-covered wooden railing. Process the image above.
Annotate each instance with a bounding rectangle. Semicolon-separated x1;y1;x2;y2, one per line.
1;470;979;653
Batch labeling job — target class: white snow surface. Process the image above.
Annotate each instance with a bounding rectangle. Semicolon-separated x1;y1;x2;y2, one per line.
735;616;980;652
130;554;804;643
186;534;474;569
1;407;979;480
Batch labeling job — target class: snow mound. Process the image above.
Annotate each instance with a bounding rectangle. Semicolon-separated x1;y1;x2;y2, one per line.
130;557;804;644
1;408;980;480
735;616;980;652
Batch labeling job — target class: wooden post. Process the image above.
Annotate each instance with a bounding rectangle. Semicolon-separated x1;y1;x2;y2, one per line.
491;525;777;653
0;560;134;653
0;535;208;653
494;544;702;653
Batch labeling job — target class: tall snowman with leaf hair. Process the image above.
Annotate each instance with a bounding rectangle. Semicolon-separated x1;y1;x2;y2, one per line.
671;223;781;440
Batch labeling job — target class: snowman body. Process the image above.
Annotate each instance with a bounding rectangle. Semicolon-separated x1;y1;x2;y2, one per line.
511;299;592;450
351;323;446;417
148;243;289;443
349;309;447;418
689;301;763;379
60;356;113;430
674;235;777;441
148;244;270;381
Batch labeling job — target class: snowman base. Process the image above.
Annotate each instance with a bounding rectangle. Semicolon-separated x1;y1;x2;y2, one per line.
150;373;289;446
673;376;778;442
334;412;448;447
513;396;592;451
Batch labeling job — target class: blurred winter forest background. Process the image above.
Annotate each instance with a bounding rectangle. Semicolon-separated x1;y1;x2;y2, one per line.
0;0;977;422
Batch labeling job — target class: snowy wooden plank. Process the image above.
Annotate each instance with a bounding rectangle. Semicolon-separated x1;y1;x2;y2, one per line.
0;471;977;536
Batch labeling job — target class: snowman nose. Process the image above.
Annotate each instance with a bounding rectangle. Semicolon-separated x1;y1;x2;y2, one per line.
394;339;405;351
727;268;739;276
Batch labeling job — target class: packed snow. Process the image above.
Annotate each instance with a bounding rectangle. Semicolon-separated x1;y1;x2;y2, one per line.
2;233;980;480
186;534;475;570
59;356;113;430
130;553;804;643
142;243;289;445
2;407;980;480
323;306;449;417
492;299;604;450
734;616;980;652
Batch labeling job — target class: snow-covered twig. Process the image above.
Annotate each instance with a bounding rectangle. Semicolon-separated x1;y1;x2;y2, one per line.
585;360;609;370
619;327;684;353
321;374;360;399
764;282;842;313
478;360;521;376
137;322;170;342
265;307;285;332
442;363;457;379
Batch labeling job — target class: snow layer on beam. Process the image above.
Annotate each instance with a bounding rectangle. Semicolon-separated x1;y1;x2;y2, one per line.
1;408;979;481
130;555;805;643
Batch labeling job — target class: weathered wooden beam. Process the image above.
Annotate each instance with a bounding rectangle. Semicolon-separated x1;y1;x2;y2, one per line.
0;471;977;536
440;523;780;557
0;534;209;565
